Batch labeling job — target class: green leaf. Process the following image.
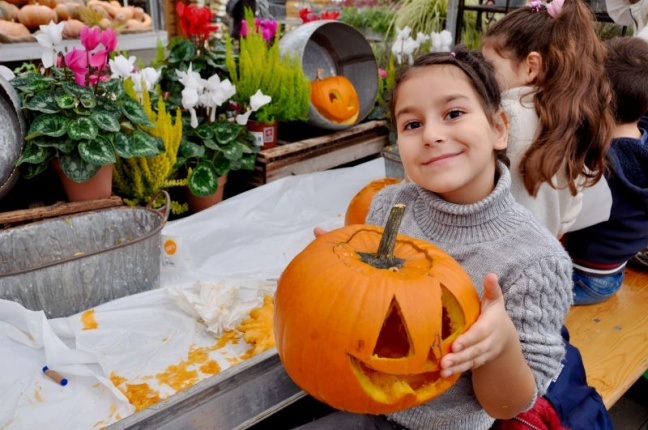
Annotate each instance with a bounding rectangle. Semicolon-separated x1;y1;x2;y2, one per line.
180;139;206;159
26;115;68;139
58;153;101;183
195;124;214;140
188;162;219;197
113;133;135;157
62;81;94;99
91;111;121;132
23;92;60;114
221;141;244;161
98;79;124;99
11;73;51;95
79;92;97;109
16;142;51;165
213;156;231;176
55;92;76;110
22;162;49;179
203;139;219;151
120;97;154;127
79;136;116;165
239;154;256;171
32;138;75;154
130;130;163;157
214;121;241;144
168;39;197;63
68;117;98;140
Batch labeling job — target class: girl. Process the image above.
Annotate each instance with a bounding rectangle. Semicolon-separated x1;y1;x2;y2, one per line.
300;49;573;430
480;0;615;237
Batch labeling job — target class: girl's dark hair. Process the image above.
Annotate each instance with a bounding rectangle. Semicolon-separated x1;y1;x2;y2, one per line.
389;47;509;166
482;0;614;196
604;37;648;124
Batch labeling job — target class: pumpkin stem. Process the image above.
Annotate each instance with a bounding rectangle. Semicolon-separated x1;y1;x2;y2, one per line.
358;204;406;270
316;68;325;80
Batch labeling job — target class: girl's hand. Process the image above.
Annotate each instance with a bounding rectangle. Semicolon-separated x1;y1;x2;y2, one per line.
440;273;518;377
313;227;328;237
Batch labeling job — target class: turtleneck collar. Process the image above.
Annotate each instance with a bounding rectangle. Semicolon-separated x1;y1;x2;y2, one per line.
411;162;525;244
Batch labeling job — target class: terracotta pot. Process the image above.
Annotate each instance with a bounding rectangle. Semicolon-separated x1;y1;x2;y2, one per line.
187;174;228;213
247;120;278;150
53;160;113;202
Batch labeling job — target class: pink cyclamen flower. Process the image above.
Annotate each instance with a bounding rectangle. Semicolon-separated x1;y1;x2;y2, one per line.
100;28;117;52
89;49;108;69
240;20;248;37
80;26;102;51
378;68;386;79
64;48;88;73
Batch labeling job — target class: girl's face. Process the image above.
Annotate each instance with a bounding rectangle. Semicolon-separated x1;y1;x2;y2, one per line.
481;46;528;91
394;65;508;205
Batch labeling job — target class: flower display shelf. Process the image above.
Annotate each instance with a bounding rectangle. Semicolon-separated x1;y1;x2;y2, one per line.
0;32;168;62
247;119;390;187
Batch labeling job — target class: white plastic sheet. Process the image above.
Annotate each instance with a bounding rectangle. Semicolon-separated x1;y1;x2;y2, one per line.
0;158;385;429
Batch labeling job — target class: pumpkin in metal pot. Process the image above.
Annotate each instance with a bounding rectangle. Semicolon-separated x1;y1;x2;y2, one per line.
345;178;401;226
311;69;360;125
274;205;480;414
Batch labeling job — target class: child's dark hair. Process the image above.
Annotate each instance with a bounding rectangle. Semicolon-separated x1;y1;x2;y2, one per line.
389;47;509;166
604;37;648;124
482;0;614;196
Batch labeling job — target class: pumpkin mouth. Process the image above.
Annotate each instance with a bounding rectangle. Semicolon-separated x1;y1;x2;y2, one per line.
349;355;446;404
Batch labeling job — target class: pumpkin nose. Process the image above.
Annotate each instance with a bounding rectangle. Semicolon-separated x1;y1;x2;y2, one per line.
329;90;341;103
373;298;412;359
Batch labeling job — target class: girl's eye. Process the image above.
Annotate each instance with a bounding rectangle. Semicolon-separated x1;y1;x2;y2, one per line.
447;109;464;120
403;121;422;131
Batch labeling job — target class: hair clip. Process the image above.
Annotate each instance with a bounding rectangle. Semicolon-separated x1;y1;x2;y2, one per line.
450;51;456;57
546;0;564;18
529;0;543;11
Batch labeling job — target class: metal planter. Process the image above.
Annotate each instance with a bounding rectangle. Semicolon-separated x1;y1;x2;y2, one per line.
0;203;167;318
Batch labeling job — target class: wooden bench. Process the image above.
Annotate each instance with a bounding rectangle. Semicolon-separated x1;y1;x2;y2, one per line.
565;266;648;409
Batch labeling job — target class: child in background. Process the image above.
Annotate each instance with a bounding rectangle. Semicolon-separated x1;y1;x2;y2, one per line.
480;0;615;237
298;48;573;430
563;36;648;305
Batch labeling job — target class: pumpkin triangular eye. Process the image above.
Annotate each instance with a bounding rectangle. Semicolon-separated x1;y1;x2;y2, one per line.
372;297;412;359
329;89;341;103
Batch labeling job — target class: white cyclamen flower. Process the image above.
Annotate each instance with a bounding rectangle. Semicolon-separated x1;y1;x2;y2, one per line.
249;89;271;112
236;109;253;125
430;30;453;53
0;65;15;81
176;64;203;90
35;21;65;69
109;55;137;79
208;78;236;107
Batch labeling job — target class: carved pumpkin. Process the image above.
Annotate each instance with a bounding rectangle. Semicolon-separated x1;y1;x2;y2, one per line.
345;178;401;226
274;205;480;414
311;70;360;125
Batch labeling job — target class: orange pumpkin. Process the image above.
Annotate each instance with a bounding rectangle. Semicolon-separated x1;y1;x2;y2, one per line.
311;70;360;125
274;205;480;414
345;178;401;226
17;4;57;30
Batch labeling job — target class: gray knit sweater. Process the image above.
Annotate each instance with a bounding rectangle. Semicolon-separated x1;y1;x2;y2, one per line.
366;163;573;430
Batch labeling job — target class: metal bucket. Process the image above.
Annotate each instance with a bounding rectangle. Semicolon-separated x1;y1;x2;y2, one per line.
0;74;24;201
0;194;170;318
279;20;379;131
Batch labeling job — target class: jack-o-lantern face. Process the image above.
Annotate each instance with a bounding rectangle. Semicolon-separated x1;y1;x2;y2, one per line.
311;74;360;125
345;178;401;226
274;217;480;414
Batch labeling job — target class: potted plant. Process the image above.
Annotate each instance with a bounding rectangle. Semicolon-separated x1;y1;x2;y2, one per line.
10;22;163;201
225;9;311;149
155;3;261;210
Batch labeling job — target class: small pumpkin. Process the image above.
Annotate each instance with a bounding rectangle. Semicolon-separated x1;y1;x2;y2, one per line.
0;0;20;20
274;204;481;414
0;19;30;37
17;4;57;30
311;68;360;125
345;178;401;226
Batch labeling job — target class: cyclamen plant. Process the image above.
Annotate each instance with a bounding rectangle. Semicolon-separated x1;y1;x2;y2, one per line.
12;22;163;183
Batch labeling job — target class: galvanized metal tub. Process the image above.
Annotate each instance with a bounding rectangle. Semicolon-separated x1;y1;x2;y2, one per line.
0;74;24;201
0;203;167;318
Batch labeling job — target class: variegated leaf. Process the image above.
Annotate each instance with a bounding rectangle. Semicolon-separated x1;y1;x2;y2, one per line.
23;92;60;114
68;117;98;140
26;115;68;139
188;162;218;197
120;97;154;127
79;136;116;165
130;130;162;157
91;111;121;132
58;153;101;183
113;132;134;158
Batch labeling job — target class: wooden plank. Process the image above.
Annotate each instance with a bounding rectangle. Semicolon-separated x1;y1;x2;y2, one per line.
0;196;123;226
265;135;386;183
258;120;389;163
565;267;648;409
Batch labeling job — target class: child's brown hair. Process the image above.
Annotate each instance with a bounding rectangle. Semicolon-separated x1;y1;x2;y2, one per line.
604;37;648;124
482;0;614;196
